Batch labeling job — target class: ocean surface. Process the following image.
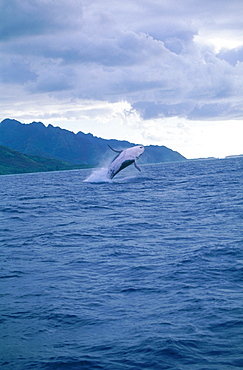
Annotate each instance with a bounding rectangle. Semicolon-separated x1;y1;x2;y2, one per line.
1;158;243;370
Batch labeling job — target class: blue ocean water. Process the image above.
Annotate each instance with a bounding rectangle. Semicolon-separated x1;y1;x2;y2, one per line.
0;158;243;370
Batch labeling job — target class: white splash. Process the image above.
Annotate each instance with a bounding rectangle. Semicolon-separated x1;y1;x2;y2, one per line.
83;167;112;183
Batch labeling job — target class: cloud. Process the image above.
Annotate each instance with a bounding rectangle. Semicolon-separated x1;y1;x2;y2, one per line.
0;56;37;84
1;0;243;125
218;46;243;66
0;0;83;41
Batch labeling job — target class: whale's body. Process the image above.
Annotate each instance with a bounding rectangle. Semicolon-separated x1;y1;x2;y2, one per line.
107;145;145;179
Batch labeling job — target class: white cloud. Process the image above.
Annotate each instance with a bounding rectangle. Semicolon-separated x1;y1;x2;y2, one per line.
0;0;243;158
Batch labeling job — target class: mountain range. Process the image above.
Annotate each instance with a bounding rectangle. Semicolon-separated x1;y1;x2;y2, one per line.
0;118;186;174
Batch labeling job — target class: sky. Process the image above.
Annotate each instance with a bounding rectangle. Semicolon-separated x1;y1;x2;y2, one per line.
0;0;243;159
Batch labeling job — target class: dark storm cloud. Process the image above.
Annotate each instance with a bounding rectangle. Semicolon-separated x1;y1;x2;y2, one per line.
1;0;243;120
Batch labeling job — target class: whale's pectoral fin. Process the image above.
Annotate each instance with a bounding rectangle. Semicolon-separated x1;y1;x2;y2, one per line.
108;145;122;153
134;161;141;172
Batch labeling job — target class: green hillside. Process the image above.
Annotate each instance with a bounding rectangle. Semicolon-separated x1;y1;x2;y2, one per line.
0;145;90;175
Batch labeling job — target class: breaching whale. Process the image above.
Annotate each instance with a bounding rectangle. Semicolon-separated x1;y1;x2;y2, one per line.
107;145;145;179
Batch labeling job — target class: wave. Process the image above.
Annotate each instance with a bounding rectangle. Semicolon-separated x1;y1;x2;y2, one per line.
1;158;243;370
